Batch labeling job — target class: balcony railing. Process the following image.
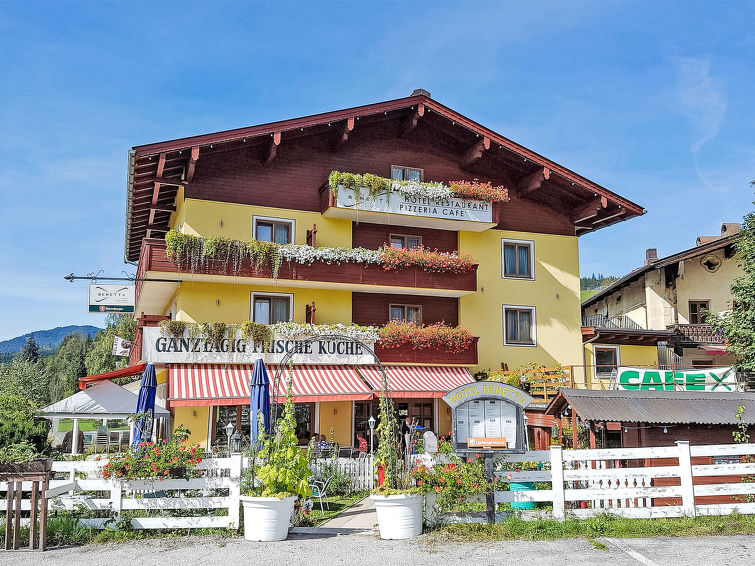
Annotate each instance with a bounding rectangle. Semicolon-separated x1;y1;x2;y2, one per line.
137;239;477;301
374;337;479;366
667;324;725;345
582;314;644;331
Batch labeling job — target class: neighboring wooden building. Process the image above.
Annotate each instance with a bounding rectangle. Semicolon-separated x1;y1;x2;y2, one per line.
581;223;742;381
123;90;644;450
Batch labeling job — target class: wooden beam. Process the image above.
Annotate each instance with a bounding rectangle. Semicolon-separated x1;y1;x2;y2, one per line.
185;146;199;182
264;131;281;165
592;209;626;225
398;103;425;138
149;204;176;213
333;117;355;150
460;136;490;169
517;167;551;195
156;152;166;178
573;196;608;223
153;177;182;186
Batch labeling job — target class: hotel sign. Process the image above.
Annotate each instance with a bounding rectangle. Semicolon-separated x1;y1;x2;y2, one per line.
89;284;135;313
616;366;739;392
335;187;493;223
141;327;375;365
443;381;532;453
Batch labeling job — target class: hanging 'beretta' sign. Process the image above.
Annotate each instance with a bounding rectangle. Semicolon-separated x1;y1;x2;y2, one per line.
141;327;375;365
615;366;739;392
443;381;532;453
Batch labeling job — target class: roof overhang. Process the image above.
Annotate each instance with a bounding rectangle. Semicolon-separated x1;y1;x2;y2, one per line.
125;94;645;262
581;326;675;345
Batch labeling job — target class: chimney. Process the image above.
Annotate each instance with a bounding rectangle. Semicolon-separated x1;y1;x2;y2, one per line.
411;88;431;98
721;223;741;237
644;248;658;266
696;235;719;246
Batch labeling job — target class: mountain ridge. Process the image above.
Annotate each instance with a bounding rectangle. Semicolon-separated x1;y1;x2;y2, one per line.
0;325;103;355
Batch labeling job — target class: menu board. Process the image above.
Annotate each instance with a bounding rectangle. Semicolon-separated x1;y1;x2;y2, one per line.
467;400;486;438
499;401;517;449
455;403;469;442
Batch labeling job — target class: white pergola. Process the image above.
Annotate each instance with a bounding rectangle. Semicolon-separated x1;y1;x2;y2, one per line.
39;380;170;454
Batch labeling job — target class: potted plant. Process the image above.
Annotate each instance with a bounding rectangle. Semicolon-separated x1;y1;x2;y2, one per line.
101;425;204;481
370;392;423;539
0;442;52;474
240;382;311;542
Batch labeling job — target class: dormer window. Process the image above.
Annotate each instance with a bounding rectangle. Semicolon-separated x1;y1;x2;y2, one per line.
391;166;422;182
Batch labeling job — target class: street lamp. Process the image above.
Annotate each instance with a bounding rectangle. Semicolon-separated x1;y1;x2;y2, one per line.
229;430;242;453
224;421;235;451
367;415;376;455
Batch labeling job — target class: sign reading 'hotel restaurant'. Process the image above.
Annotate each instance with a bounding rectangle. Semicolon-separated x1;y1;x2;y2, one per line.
141;327;375;365
335;186;493;223
616;366;739;392
443;381;532;453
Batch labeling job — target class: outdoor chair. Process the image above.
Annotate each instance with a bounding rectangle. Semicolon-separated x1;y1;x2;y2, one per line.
94;426;109;453
308;477;332;516
339;446;353;459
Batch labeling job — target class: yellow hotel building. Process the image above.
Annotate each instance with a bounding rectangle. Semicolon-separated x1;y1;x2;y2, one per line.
123;91;643;450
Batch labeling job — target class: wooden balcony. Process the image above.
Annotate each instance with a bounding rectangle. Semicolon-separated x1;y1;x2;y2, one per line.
136;239;477;309
374;337;479;366
668;324;724;345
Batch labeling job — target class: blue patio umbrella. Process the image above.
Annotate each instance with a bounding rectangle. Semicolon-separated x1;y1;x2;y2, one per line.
132;363;157;447
249;358;271;446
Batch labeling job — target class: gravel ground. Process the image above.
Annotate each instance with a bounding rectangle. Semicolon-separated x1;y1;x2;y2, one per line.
2;531;755;566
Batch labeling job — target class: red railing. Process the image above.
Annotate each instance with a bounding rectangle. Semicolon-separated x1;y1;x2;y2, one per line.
668;324;724;344
374;337;478;365
137;239;477;299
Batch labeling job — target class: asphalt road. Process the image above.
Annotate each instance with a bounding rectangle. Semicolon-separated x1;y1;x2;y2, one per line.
2;530;754;566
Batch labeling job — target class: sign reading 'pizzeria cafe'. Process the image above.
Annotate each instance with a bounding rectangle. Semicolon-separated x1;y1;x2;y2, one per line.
442;381;532;453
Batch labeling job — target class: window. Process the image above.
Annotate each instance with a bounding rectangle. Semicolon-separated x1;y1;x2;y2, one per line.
692;359;714;368
389;234;422;249
391;166;422;182
389;304;422;324
689;300;710;324
501;239;534;279
251;293;293;324
253;216;294;244
502;305;536;346
594;345;619;379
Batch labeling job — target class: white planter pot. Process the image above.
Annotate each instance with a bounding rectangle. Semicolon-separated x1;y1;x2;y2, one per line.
240;495;296;541
370;493;423;539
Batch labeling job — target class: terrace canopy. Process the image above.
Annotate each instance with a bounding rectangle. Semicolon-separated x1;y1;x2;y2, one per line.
40;380;170;453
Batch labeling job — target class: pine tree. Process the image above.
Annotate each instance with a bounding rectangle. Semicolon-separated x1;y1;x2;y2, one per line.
17;333;40;363
708;182;755;371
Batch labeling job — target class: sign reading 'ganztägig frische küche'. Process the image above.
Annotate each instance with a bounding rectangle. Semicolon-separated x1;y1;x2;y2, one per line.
442;381;532;453
141;327;375;365
615;366;739;392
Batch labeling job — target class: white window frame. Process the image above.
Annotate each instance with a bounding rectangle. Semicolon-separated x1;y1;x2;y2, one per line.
502;305;537;347
594;345;620;379
250;292;294;324
252;215;296;245
501;238;535;280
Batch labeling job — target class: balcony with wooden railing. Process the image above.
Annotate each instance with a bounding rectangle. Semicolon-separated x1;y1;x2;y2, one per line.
667;324;725;345
136;238;477;305
375;337;479;366
582;314;645;331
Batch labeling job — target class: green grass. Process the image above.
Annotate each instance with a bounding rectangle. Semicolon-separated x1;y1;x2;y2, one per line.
427;512;755;542
307;492;369;526
581;289;600;301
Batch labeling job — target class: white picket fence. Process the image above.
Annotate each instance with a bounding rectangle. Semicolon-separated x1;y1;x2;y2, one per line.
1;456;243;530
309;455;374;492
489;441;755;520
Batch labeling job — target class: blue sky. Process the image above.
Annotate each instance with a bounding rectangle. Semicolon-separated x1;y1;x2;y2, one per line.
1;1;753;340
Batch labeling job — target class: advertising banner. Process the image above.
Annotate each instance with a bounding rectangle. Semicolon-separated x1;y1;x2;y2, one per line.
141;326;376;365
111;336;132;357
615;366;739;392
89;284;135;313
335;186;493;223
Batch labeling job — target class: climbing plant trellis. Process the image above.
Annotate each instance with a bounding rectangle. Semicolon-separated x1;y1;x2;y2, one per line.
267;334;397;487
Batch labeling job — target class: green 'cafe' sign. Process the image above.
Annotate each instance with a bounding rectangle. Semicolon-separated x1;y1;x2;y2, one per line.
616;366;738;392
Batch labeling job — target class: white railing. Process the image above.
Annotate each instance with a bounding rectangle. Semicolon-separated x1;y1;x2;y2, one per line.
309;455;373;492
1;456;242;530
432;442;755;522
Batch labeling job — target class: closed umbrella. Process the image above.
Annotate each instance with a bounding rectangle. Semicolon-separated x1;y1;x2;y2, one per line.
249;358;271;445
132;363;157;447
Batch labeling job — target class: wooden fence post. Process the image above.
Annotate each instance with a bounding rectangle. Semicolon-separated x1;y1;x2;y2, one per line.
550;445;565;520
228;454;242;529
676;440;696;517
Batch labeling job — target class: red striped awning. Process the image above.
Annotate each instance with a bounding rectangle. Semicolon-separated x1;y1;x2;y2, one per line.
359;365;475;398
168;364;373;406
